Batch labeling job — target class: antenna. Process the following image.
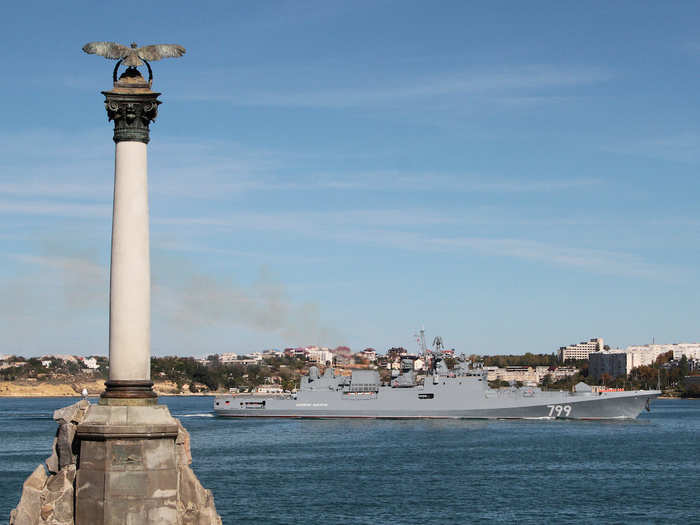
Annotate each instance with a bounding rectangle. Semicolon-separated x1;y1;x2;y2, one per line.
413;327;428;355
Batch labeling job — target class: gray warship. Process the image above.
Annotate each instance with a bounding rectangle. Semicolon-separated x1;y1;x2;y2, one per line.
214;357;659;420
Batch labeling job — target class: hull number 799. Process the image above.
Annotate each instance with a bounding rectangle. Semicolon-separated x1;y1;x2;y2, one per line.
547;405;572;417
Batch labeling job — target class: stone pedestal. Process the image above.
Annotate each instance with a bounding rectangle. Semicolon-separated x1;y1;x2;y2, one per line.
10;401;221;525
75;405;179;524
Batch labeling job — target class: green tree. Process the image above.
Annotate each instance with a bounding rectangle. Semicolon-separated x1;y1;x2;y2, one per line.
655;351;673;366
541;374;552;389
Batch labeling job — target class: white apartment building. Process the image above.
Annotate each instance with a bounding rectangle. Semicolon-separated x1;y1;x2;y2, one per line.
486;366;573;384
587;343;700;377
558;338;604;362
81;357;99;370
497;366;540;384
535;366;551;378
626;343;700;370
219;353;239;364
307;348;334;365
551;367;578;380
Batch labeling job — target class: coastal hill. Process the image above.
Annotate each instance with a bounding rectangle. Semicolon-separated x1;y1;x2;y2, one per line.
1;350;698;398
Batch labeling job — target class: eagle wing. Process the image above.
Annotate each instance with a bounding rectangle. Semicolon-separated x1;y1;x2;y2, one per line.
137;44;186;61
82;42;131;60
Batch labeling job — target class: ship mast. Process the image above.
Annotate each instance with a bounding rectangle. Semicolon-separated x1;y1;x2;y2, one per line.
414;326;428;355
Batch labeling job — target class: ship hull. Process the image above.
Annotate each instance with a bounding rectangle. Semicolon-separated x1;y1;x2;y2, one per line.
214;390;659;420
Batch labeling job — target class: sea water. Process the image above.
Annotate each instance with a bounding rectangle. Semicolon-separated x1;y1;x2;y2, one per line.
1;397;698;524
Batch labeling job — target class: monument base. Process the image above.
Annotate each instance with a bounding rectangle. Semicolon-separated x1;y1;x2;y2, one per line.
100;380;159;404
10;401;221;525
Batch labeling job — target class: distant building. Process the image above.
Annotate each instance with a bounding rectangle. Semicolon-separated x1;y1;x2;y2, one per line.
589;351;628;380
0;361;26;370
331;347;353;365
586;343;700;377
40;354;79;363
307;348;333;365
626;343;700;370
386;347;408;359
501;366;539;384
486;366;571;384
357;349;377;362
81;357;99;370
219;353;238;364
232;358;262;366
558;338;604;362
535;366;551;377
551;367;578;380
255;385;284;394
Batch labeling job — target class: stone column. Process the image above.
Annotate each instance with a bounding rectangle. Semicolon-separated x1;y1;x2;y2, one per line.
72;67;221;524
101;67;160;402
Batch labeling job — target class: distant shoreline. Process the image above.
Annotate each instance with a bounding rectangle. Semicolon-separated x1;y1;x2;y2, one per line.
0;390;695;400
0;379;219;398
0;393;215;399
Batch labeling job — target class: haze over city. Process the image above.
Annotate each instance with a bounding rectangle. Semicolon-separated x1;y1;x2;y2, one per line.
2;1;700;357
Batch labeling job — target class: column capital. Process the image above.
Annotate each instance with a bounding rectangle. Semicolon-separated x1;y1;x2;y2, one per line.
102;67;161;144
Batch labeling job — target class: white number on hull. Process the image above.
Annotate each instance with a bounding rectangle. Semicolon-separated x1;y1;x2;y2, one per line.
547;404;572;417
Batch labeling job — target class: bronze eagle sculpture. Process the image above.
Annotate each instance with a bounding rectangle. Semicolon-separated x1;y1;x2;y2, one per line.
82;42;186;67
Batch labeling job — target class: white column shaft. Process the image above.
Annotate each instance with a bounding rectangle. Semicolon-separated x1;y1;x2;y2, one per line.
108;141;151;382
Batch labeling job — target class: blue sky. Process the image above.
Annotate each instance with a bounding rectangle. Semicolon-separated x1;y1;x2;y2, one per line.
1;1;700;357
